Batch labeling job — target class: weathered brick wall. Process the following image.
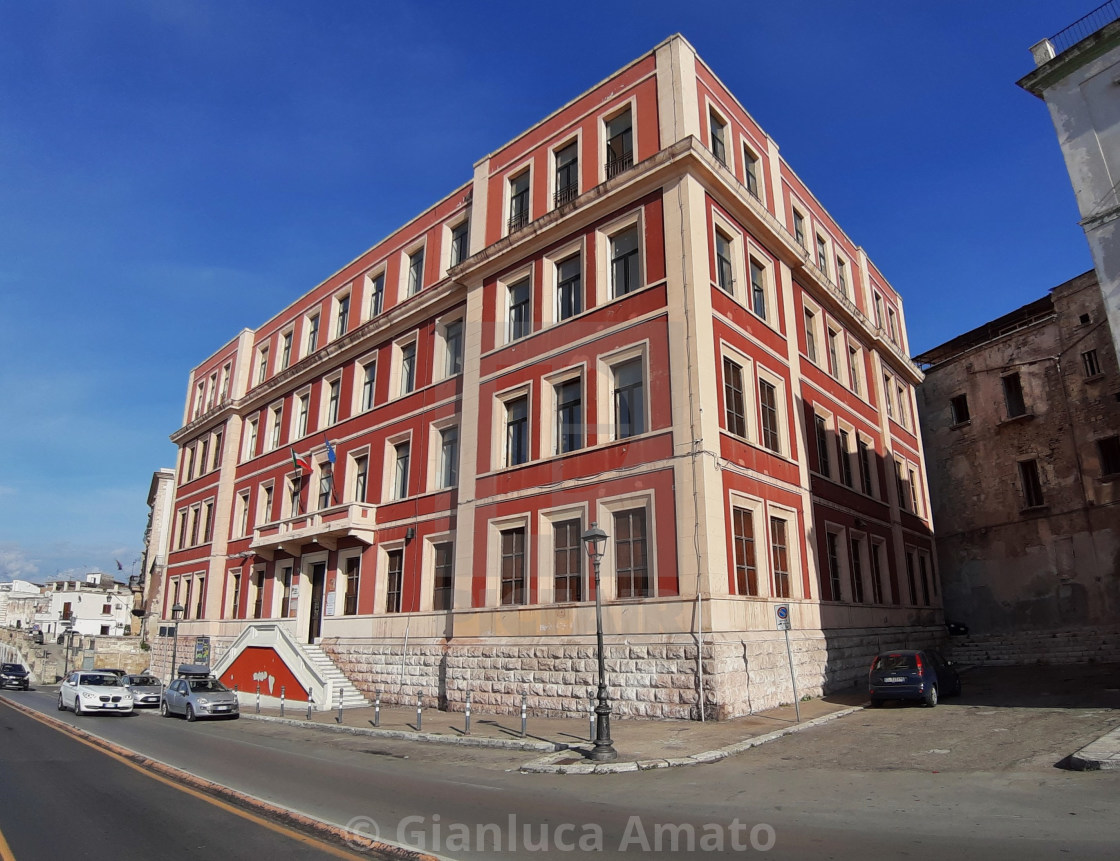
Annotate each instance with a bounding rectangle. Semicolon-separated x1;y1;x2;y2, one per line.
948;626;1120;666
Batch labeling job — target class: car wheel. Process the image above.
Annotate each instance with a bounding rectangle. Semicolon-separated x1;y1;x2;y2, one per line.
923;685;938;708
160;700;170;717
73;698;83;716
186;704;196;722
57;693;65;711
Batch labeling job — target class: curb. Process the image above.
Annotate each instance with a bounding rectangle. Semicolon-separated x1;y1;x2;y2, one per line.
241;712;568;752
519;706;865;774
1065;726;1120;771
0;695;445;861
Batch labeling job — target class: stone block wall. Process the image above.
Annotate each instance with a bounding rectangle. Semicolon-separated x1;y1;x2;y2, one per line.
948;626;1120;666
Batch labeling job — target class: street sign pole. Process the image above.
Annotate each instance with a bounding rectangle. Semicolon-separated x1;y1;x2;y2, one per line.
775;604;800;723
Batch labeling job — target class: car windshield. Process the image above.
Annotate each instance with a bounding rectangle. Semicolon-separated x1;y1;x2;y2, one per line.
2;664;25;673
188;679;229;693
131;677;160;686
874;654;917;672
79;674;123;687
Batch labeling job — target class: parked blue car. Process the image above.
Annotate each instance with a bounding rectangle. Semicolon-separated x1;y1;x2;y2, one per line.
868;649;961;707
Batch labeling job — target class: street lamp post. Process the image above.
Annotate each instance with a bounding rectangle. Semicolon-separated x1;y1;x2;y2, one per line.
61;614;74;677
168;602;184;683
582;521;617;762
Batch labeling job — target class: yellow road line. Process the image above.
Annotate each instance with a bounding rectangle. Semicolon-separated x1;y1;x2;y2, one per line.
1;700;381;860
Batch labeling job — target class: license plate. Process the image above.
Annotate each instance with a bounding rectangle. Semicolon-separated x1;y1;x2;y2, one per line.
884;676;906;683
215;706;229;712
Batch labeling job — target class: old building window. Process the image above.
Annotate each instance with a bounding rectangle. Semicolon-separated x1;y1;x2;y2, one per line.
814;414;831;477
614;508;649;598
433;542;454;611
709;109;728;166
1002;373;1027;418
723;357;747;438
950;393;970;425
732;507;758;596
1098;436;1120;477
554;141;579;207
770;516;791;599
385;550;403;613
553;519;583;602
605;108;633;178
500;527;526;605
1018;459;1044;508
1082;349;1102;377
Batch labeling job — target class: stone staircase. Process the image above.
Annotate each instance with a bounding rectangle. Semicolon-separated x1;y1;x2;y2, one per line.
302;642;369;709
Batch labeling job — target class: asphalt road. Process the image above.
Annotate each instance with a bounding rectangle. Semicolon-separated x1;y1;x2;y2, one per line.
0;699;369;860
2;667;1119;861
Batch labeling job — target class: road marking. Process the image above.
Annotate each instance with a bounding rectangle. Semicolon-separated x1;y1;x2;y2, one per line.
6;701;370;860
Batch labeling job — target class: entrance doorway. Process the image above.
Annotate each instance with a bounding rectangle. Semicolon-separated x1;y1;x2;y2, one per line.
307;562;326;642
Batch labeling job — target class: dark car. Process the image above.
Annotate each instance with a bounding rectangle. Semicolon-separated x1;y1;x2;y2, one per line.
868;649;961;707
31;631;44;645
1;663;30;690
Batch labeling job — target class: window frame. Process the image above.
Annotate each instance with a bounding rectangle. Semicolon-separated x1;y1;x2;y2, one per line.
365;269;386;320
602;103;635;181
383;432;412;502
404;244;426;298
507;167;531;234
552;137;580;209
435;313;465;380
599;344;649;442
393;336;418;399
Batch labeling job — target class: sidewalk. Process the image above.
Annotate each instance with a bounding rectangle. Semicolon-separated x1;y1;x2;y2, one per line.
242;690;869;774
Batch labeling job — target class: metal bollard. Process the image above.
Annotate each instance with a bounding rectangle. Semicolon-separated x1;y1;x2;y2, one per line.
280;685;285;718
374;690;381;727
336;686;343;723
306;685;313;720
588;695;595;742
416;691;423;732
256;682;261;714
464;690;471;735
521;692;527;738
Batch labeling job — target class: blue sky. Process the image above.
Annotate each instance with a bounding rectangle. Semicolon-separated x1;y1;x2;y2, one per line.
0;0;1097;582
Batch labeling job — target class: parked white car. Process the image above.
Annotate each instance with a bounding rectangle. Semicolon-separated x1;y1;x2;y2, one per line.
57;671;134;716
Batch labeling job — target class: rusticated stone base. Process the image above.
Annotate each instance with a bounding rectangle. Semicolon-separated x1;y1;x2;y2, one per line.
321;625;945;721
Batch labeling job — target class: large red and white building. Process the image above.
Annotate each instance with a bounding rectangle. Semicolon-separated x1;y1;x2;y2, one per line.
158;36;940;720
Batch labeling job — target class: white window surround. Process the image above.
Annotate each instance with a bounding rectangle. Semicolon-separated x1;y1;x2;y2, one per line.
802;297;824;367
597;341;650;443
541;238;585;328
549;133;582;209
331;290;351;341
256;344;271;385
402;242;426;299
419;530;456;612
434;312;465;381
535;502;590;605
705;99;732;171
321;372;342;428
836;418;857;487
594;209;645;307
848;529;870;605
542;363;586;457
291;388;311;440
744;241;777;326
347;445;371;503
256;481;274;527
591;491;657;600
491;383;532;472
766;504;802;600
443;217;471;276
597;97;638;185
789;199;809;247
225;567;242;619
334;547;363;614
486;513;532;607
242;416;259;462
720;342;756;442
812;404;835;481
870;539;892;604
363;268;386;320
302;311;321;359
391;334;419;400
825;317;848;387
823;523;850;603
373;540;406;616
267;402;284;451
353;352;378;415
503;160;534;237
497;263;534;347
727;491;769;598
740;137;765;205
756;363;789;458
710;210;746;301
426;417;460;492
814;232;833;281
383;431;413;502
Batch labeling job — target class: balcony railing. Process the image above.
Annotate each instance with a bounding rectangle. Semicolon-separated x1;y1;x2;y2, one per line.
251;502;376;556
554;183;578;208
1050;0;1120;55
507;210;529;233
606;151;634;180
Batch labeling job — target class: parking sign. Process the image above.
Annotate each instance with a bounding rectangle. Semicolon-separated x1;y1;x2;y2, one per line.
775;603;791;631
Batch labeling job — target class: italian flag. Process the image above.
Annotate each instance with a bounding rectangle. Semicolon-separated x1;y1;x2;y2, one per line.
290;447;311;474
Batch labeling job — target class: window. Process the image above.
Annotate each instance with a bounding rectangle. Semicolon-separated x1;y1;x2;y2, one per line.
343;556;360;616
849;536;865;604
352;453;368;503
442;319;463;378
391;441;410;500
918;553;931;606
508;171;530;233
792;210;806;247
203;501;214;542
605;108;633;178
556;254;582;321
908;466;921;514
555;378;582;454
758;379;781;453
385;549;403;613
258;485;273;525
252;570;265;619
1002;373;1026;418
732;507;758;596
1082;349;1101;377
1099;436;1120;476
749;258;767;320
198;439;209;475
221;364;231;400
237;491;250;537
723;357;747;438
194;577;205;619
882;373;895;420
279;565;295;617
317;464;333;510
295;393;309;438
804;309;818;364
610;226;640;297
189;506;200;546
554;141;578;207
614;509;649;597
184;445;196;482
894;457;908;511
838;429;853;487
407;248;425;297
500;527;526;605
743;146;760;198
715;230;734;294
280;331;293;369
553;519;583;602
827;328;841;380
230;571;242;619
770;516;791;598
905;551;918;605
505;395;529;467
335;294;350;339
212;430;223;470
836;258;848;297
612;357;645;439
438;426;459;489
847;346;863;396
243;417;259;461
269;405;283;450
886;307;898;344
257;346;270;385
399;342;416;396
816;235;828;272
368;273;385;318
507;278;531;342
1019;459;1044;508
858;437;874;496
814;414;831;477
360;360;377;411
450;221;469;267
433;542;454;611
709;109;727;166
326;379;340;426
305;313;320;356
826;531;842;601
869;541;885;604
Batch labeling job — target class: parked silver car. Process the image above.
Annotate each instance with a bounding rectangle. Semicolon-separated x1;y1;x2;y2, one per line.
57;671;133;715
122;674;163;708
160;675;239;721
